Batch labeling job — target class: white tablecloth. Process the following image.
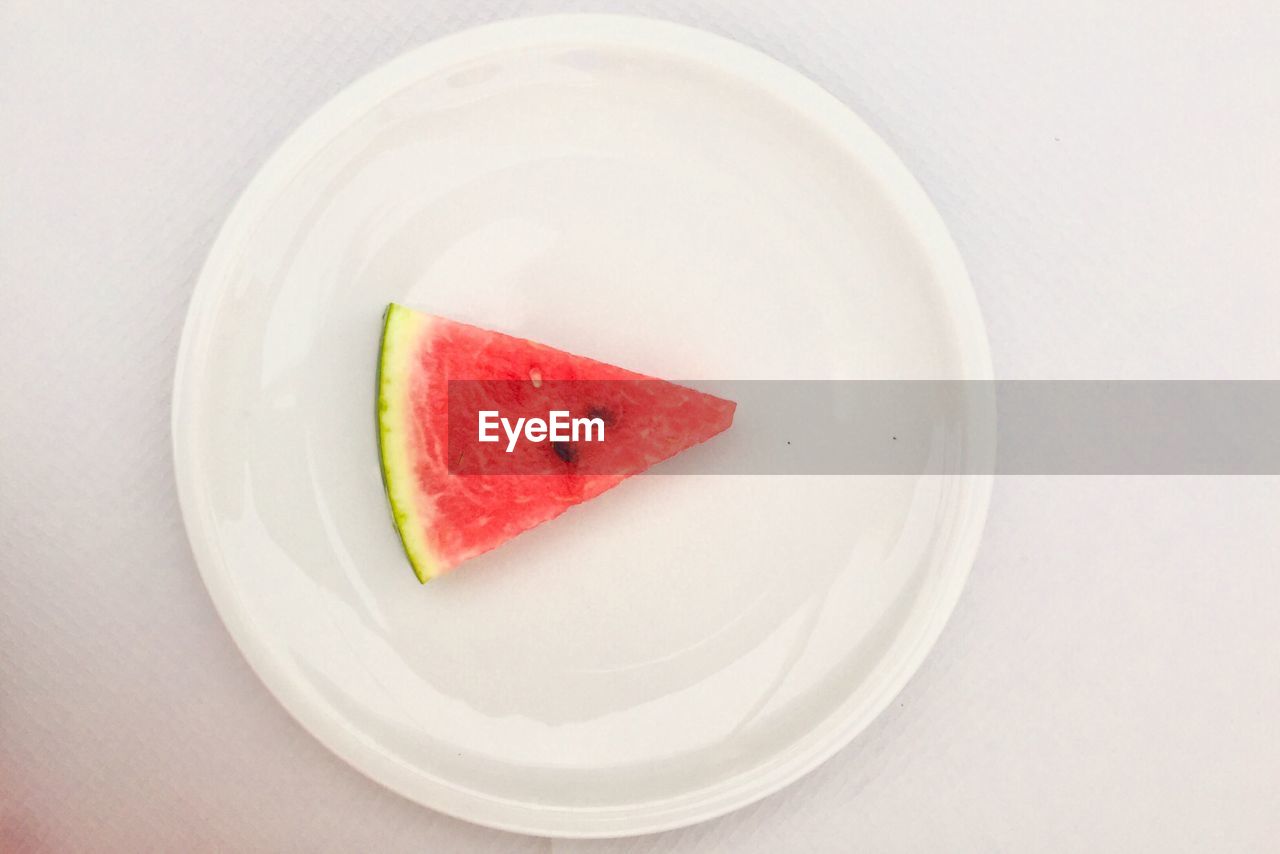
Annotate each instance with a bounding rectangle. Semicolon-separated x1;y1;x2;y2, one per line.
4;2;1278;851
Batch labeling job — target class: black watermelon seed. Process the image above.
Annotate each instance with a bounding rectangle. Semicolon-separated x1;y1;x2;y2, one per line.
586;405;615;426
552;441;578;463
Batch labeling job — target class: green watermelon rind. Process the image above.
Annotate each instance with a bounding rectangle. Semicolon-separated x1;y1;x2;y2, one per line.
377;303;440;583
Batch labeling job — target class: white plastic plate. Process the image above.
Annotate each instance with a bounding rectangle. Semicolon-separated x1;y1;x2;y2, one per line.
173;15;992;837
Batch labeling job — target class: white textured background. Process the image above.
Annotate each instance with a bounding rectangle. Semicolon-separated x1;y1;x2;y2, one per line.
3;2;1279;851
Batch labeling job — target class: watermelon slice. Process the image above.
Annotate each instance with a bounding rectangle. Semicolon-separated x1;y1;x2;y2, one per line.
377;304;735;582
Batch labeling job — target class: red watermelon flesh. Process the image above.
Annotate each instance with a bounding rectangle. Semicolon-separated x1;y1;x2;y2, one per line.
377;304;735;582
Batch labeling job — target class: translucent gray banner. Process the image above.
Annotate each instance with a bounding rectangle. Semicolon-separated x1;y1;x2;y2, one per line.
654;381;1280;475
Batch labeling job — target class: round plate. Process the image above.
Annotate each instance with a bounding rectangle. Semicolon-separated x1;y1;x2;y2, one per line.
173;15;992;838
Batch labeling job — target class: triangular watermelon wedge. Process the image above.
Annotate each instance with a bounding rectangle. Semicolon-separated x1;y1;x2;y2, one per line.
377;304;735;582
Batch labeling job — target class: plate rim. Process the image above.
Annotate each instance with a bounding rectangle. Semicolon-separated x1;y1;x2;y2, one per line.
172;13;993;838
